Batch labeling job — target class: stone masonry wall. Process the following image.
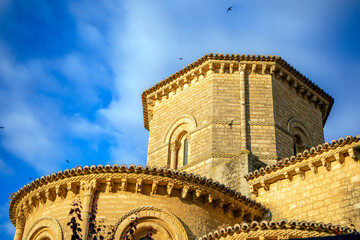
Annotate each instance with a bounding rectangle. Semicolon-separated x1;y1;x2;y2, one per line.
272;75;325;159
253;154;360;229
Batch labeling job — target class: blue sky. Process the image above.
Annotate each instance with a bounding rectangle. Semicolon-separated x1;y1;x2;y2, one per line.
0;0;359;237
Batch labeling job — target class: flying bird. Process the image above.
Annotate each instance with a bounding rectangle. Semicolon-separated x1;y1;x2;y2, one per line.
179;58;183;60
227;6;233;13
29;178;33;180
0;126;4;129
66;159;70;163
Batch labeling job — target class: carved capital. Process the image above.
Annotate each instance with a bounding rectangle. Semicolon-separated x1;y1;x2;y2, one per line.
81;179;99;197
239;64;246;72
16;215;26;229
170;140;181;152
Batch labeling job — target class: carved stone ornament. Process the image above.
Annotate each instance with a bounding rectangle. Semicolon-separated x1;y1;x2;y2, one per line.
151;181;158;195
321;158;331;171
295;168;305;180
106;178;114;193
81;179;98;197
16;214;26;229
181;186;189;199
136;179;142;194
167;183;174;196
121;178;127;191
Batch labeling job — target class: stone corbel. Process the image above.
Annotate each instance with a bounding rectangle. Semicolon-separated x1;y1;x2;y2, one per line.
334;153;344;165
207;62;214;75
220;62;225;73
22;202;31;215
308;163;318;174
135;179;142;194
106;178;114;193
284;172;293;182
270;65;276;75
251;64;257;75
229;63;234;74
151;181;158;195
275;70;284;80
192;189;202;203
224;203;235;214
67;182;77;195
261;181;270;191
181;186;189;199
348;148;360;161
56;185;66;198
290;80;298;90
36;192;46;205
249;185;258;197
167;183;174;197
120;178;127;191
295;168;305;180
321;158;331;171
215;199;224;209
262;64;267;74
45;189;55;202
304;91;312;100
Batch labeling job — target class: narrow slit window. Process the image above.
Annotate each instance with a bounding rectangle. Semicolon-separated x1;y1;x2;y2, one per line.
183;138;188;166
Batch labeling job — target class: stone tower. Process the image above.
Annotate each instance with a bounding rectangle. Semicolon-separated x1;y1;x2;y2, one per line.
142;54;333;195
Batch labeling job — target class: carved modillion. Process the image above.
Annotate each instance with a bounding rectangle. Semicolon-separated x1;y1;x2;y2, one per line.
181;186;189;199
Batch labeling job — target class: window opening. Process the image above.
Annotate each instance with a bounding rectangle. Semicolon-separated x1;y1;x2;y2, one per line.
183;138;188;166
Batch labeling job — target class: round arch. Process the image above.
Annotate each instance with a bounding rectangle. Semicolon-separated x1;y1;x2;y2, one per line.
287;117;313;153
113;206;189;240
164;114;197;144
24;216;63;240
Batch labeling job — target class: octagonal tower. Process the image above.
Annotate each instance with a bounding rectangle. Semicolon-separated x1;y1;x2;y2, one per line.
142;54;333;194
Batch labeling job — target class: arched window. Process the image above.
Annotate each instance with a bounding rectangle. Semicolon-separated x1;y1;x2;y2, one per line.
293;134;303;155
183;138;188;166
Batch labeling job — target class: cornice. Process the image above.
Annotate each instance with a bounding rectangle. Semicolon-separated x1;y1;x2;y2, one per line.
142;53;334;130
9;164;266;226
198;219;358;240
245;135;360;195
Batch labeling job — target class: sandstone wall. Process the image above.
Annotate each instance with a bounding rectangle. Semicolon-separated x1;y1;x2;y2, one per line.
249;146;360;229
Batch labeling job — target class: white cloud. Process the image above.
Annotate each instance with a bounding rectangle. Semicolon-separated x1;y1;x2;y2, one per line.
0;158;13;175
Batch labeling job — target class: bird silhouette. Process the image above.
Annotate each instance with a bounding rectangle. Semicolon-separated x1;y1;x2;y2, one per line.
227;6;233;13
29;178;33;180
0;126;4;129
66;159;70;163
179;58;183;60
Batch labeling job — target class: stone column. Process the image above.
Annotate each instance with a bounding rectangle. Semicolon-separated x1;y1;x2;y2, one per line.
13;215;26;240
81;179;99;240
170;140;181;169
239;64;247;150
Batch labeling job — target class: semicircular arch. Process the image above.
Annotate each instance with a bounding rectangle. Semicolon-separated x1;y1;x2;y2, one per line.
24;216;63;240
287;117;313;147
164;114;197;144
113;206;188;240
